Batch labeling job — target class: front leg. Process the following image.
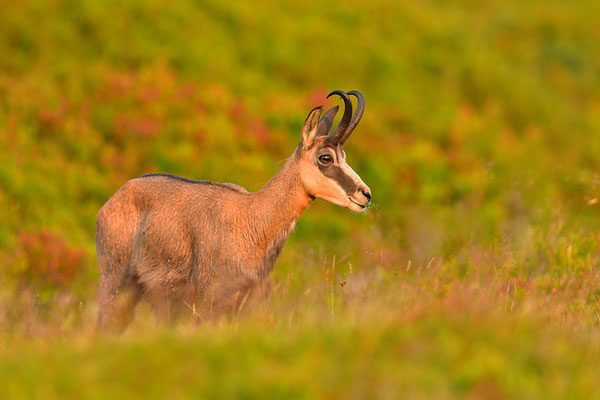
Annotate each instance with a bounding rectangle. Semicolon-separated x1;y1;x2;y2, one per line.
209;277;271;319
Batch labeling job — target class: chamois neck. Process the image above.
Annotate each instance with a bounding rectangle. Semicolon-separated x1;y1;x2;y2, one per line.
254;152;312;222
237;153;310;274
239;152;311;259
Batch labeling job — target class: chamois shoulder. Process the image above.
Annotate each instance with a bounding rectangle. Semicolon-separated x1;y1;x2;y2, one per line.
137;173;248;193
221;182;249;193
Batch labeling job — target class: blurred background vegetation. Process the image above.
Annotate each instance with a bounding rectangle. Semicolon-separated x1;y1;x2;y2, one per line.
1;0;599;398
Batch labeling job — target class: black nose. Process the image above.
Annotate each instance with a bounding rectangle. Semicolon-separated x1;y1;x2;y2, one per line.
361;189;371;202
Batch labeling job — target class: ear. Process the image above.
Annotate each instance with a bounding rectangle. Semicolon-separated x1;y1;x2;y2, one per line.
316;105;339;137
301;105;324;150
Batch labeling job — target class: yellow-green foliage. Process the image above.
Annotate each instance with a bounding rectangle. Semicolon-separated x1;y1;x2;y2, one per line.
1;0;599;398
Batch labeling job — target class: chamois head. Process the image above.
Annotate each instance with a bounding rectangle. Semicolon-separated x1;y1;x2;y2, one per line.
297;90;372;213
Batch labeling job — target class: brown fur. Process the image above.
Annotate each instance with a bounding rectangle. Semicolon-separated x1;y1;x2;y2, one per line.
96;104;371;332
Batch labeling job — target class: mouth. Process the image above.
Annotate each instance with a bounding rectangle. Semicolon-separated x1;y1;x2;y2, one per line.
348;197;368;209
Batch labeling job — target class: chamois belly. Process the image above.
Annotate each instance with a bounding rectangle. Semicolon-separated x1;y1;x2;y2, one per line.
131;213;263;310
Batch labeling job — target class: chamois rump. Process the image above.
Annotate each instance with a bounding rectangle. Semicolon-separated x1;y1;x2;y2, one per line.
96;90;371;332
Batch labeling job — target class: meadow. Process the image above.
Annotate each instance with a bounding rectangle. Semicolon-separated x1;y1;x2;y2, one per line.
1;0;599;398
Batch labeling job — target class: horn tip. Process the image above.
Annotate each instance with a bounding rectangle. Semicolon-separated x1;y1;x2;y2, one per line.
347;90;365;101
326;89;347;99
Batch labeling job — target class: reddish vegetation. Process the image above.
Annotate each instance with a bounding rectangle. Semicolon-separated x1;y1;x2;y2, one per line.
250;119;271;148
307;88;329;108
37;106;65;132
17;230;87;288
230;101;272;147
113;114;160;139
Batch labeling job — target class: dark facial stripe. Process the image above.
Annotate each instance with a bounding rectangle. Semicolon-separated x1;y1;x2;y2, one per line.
318;164;357;196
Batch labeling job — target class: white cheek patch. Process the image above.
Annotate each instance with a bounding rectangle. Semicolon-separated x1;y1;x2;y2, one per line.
317;177;347;204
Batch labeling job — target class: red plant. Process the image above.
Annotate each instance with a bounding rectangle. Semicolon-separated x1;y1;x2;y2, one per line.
113;114;160;139
307;88;329;108
16;230;87;288
250;119;271;147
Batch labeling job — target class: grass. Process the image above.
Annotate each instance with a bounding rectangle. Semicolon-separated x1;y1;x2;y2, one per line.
2;239;600;398
1;0;600;398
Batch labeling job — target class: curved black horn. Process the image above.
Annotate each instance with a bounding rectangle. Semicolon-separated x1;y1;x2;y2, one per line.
326;90;353;145
339;90;365;145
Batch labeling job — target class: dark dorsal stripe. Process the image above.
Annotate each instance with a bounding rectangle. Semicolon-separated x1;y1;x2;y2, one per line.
139;173;240;192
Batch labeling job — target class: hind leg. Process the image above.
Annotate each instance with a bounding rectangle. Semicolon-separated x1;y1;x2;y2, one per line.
95;183;144;333
97;273;141;334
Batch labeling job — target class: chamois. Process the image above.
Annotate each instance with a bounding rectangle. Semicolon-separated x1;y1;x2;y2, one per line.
96;90;371;332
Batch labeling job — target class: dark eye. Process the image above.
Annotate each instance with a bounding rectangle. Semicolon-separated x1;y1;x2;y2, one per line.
318;154;333;164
